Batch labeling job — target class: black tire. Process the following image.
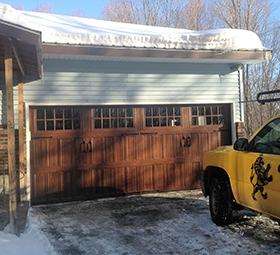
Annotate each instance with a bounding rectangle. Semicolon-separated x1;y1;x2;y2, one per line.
209;178;233;226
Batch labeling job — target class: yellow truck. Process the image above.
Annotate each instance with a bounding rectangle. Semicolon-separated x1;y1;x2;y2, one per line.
201;91;280;226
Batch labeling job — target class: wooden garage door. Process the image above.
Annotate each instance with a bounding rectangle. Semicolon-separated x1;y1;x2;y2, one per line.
30;104;231;204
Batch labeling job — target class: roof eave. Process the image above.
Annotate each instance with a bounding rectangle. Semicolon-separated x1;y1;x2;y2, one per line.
0;19;43;80
42;43;272;65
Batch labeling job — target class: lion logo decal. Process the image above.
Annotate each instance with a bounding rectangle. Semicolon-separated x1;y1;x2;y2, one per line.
250;155;273;200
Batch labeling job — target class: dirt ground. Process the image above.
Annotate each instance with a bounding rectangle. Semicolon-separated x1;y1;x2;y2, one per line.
29;190;280;255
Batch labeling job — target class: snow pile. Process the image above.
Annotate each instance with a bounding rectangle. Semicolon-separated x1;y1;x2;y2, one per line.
0;208;57;255
0;3;266;51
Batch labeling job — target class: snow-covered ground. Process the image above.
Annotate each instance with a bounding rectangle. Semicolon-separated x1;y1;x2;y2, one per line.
1;190;280;255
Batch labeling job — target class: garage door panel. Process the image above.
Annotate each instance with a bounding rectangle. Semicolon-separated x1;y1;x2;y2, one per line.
175;163;186;188
153;134;164;159
62;139;75;165
30;104;231;204
142;165;154;191
125;166;139;193
48;139;59;166
166;163;175;189
190;162;201;189
92;169;103;195
103;168;116;194
164;134;174;158
125;136;138;161
209;132;220;150
153;164;165;190
32;173;48;204
48;172;62;201
142;135;153;160
61;171;72;199
83;170;93;196
31;140;48;167
92;137;103;163
115;167;126;193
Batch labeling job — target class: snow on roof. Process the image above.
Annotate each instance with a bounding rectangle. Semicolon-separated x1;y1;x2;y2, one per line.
0;3;267;51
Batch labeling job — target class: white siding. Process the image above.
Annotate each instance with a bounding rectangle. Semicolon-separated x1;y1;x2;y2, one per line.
0;59;242;127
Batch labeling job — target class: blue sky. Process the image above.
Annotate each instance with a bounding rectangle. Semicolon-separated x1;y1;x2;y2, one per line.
2;0;280;20
2;0;106;18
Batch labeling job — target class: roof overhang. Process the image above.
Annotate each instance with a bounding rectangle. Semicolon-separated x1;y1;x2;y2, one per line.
0;19;42;81
42;44;272;65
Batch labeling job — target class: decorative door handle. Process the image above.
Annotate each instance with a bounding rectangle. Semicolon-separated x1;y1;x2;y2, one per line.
83;141;87;153
87;141;92;153
187;136;192;147
180;136;186;147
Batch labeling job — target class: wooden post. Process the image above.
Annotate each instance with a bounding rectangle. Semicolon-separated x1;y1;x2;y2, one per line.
18;74;25;202
5;43;18;235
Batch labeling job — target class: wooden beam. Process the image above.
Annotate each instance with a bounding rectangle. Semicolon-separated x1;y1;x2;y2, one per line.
18;74;26;202
5;43;18;235
10;38;25;76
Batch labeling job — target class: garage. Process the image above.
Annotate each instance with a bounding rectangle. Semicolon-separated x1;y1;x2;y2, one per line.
30;104;231;204
0;5;272;207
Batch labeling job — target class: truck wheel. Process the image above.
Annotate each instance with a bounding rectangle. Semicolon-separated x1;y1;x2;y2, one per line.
209;178;233;226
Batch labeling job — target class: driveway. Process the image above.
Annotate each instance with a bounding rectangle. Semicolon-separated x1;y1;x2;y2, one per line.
30;190;280;255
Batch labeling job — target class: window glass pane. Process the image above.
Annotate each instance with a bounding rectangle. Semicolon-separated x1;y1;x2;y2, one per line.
37;109;44;119
191;107;197;116
192;117;198;126
206;117;211;125
146;118;152;127
37;121;45;130
160;118;166;126
56;120;63;130
198;116;205;125
219;116;224;125
153;118;159;127
213;116;218;125
212;106;217;115
160;107;166;116
199;107;204;115
103;119;109;128
175;117;181;126
65;109;72;119
219;106;223;115
119;119;125;128
168;117;174;126
95;119;101;129
206;107;211;115
127;108;133;117
46;109;54;119
65;120;72;129
47;121;54;130
55;109;63;119
73;109;80;118
111;108;117;117
111;119;118;128
119;108;125;117
94;108;101;118
168;107;173;116
127;119;133;128
73;120;80;130
175;107;181;116
103;108;109;118
146;108;152;117
153;107;159;116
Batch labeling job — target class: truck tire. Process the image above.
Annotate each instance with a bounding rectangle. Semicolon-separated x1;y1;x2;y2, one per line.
209;178;233;226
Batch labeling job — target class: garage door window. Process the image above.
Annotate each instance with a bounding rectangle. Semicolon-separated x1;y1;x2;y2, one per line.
93;107;134;129
36;108;81;131
191;106;224;126
145;106;181;127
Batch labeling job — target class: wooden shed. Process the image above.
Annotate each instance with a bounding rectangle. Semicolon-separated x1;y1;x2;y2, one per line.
0;4;271;205
0;18;42;233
